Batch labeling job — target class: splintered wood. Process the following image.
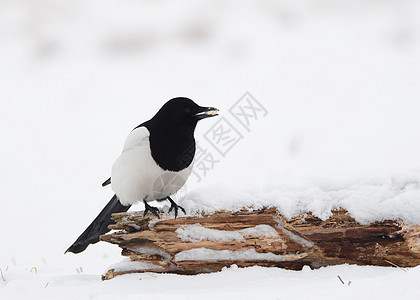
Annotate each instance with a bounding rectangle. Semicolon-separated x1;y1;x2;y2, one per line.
101;208;420;280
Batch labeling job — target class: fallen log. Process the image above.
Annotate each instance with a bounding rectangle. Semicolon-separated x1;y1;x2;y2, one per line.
101;208;420;280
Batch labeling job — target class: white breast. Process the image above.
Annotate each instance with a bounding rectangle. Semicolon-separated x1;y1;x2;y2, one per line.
111;126;192;206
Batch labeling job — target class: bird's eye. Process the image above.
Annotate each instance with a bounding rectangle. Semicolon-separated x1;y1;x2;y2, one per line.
184;108;191;114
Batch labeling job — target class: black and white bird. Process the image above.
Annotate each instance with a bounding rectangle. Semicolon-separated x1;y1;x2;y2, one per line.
66;97;218;254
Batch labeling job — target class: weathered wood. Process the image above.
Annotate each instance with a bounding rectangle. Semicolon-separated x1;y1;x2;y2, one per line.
101;208;420;280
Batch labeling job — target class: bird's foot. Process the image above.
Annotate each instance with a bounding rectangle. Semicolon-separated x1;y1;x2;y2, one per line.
167;197;186;219
143;201;160;218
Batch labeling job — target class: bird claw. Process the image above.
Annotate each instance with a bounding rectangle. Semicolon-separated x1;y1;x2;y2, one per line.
168;197;186;219
143;201;160;218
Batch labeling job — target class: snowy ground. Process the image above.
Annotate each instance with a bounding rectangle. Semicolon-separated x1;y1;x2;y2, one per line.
1;0;420;299
1;264;419;300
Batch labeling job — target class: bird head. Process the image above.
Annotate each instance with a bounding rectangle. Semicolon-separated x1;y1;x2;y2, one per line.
152;97;219;129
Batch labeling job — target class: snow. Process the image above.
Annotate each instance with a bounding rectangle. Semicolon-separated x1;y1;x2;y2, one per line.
105;258;164;273
176;224;245;242
174;248;305;262
175;224;279;243
182;172;420;225
240;225;280;239
1;264;419;300
1;0;420;299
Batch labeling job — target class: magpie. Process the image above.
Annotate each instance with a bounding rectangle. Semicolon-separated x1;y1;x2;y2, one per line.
66;97;218;254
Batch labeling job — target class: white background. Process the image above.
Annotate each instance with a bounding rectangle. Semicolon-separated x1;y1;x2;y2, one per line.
1;0;419;298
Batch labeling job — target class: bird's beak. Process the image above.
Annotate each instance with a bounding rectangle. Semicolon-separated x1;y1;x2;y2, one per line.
194;107;219;120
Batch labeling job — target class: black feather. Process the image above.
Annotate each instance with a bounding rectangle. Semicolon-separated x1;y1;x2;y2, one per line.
102;177;111;187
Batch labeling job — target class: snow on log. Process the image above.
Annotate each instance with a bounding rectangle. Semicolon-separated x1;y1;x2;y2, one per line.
101;208;420;280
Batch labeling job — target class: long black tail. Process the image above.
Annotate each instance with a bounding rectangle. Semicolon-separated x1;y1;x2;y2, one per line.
65;195;130;254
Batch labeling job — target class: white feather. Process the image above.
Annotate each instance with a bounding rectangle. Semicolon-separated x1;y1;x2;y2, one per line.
111;126;192;206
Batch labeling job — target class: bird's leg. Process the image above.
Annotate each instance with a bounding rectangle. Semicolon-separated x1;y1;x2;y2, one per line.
167;196;186;218
143;200;160;218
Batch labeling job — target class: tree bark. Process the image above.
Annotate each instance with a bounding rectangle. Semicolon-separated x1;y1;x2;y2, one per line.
101;208;420;280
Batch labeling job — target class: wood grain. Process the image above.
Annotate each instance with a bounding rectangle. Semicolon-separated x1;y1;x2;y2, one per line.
101;208;420;280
